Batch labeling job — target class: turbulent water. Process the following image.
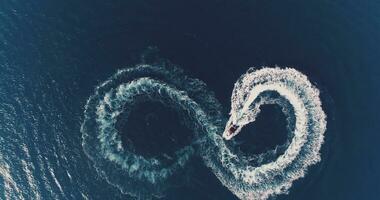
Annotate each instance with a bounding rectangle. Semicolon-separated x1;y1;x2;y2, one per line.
1;0;380;200
81;64;225;198
219;68;326;199
80;64;326;200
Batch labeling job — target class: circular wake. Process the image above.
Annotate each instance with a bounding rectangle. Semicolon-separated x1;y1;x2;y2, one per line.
203;67;327;199
81;64;326;200
80;64;223;198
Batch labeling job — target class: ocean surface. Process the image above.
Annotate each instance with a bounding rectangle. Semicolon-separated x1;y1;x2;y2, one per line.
0;0;379;199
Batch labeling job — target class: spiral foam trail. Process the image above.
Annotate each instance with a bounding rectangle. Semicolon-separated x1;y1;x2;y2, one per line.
81;64;224;198
203;67;327;200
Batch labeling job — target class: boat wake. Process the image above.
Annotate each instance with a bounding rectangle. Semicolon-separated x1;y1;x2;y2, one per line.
81;64;326;199
211;67;327;199
81;64;224;198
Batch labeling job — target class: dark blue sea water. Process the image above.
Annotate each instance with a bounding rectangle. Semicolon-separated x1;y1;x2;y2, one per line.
0;0;379;199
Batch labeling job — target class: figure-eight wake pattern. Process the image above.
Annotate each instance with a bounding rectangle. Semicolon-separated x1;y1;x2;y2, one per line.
81;64;326;200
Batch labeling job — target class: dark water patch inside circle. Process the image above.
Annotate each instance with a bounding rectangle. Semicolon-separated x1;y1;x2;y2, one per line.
233;104;288;156
116;101;193;161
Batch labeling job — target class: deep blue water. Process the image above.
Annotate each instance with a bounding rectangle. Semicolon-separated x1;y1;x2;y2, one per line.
0;0;380;199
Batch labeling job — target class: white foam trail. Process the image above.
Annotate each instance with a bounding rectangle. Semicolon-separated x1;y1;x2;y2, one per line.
81;64;223;198
81;64;326;200
207;67;326;200
96;77;197;181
